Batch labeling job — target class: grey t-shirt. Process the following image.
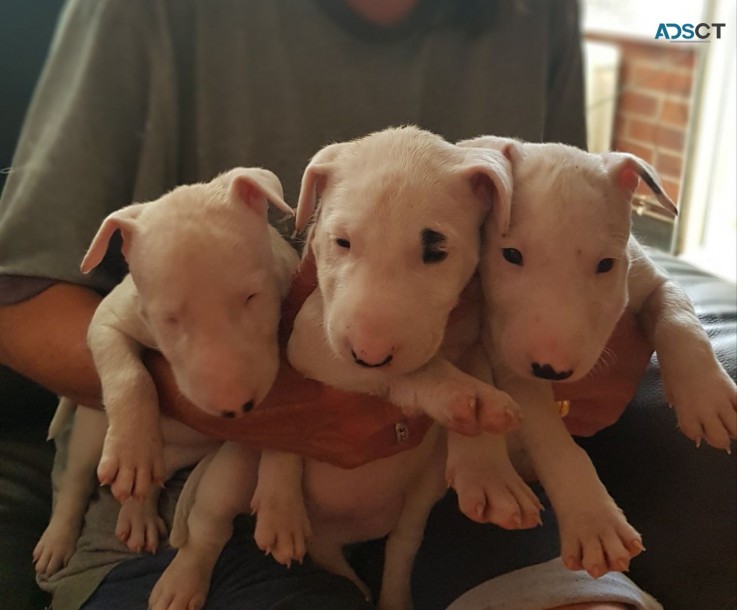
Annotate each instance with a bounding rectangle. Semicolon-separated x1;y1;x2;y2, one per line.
0;0;585;302
0;1;586;607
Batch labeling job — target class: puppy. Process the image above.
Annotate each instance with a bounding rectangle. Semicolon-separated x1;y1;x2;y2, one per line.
33;169;299;576
149;126;526;610
460;136;737;578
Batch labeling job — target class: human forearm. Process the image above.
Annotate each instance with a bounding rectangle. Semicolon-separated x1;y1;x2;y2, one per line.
0;282;103;406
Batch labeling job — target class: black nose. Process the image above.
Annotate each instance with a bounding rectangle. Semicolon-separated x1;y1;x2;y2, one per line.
351;350;393;368
531;362;573;381
242;400;255;413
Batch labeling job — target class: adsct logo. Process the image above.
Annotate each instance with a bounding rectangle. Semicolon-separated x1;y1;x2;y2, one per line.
655;22;726;42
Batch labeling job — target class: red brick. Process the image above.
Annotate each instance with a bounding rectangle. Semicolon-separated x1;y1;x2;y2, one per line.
660;99;691;126
614;139;655;164
618;91;659;117
627;118;656;142
655;151;683;179
653;125;686;151
629;65;693;98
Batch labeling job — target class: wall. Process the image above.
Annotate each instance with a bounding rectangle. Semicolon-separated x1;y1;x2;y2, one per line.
586;33;698;217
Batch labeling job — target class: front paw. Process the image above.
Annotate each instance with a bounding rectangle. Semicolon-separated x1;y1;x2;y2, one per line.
447;453;542;529
422;375;522;436
557;498;643;578
251;492;312;567
33;519;81;576
97;424;164;503
115;496;167;553
665;366;737;451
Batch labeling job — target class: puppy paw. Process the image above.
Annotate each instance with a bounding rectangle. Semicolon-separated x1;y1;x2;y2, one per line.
420;372;522;436
251;491;312;566
448;454;542;529
33;519;80;576
665;367;737;452
98;422;164;503
558;498;643;577
115;496;167;554
149;549;213;610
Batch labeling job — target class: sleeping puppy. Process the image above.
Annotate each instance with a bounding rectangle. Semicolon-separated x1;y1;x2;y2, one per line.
33;169;298;575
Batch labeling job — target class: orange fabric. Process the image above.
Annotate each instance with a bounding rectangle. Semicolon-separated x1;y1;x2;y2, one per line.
158;247;652;467
156;249;431;469
555;311;653;437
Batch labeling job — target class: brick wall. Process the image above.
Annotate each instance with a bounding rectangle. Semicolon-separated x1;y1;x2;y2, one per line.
586;34;698;215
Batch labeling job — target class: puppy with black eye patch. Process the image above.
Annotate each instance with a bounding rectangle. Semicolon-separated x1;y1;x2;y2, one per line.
160;127;542;610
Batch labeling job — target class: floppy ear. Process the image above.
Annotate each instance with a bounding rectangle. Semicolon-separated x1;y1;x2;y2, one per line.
457;135;522;167
456;146;513;233
80;204;145;273
603;152;678;217
226;168;294;219
295;142;349;233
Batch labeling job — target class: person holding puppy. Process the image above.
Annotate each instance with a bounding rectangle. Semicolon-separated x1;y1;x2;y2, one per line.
0;1;730;609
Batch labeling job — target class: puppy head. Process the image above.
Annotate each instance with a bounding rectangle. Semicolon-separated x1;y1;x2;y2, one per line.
462;137;676;382
295;126;511;374
83;168;293;417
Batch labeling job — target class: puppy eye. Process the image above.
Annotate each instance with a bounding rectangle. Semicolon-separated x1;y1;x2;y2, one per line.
423;249;448;264
596;258;615;274
421;228;447;265
336;238;350;249
244;293;257;305
165;315;179;325
502;248;524;266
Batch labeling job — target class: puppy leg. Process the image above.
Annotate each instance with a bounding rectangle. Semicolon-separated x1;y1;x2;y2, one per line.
446;432;542;529
251;450;312;567
149;442;260;610
89;317;164;503
308;539;372;602
115;491;167;554
378;429;446;610
493;361;642;578
389;355;522;436
445;341;541;528
33;406;106;575
639;275;737;451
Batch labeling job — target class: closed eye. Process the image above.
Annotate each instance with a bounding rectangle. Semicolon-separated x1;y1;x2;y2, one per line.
421;228;448;264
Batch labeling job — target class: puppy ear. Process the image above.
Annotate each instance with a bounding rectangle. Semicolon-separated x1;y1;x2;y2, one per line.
457;147;513;233
457;135;522;167
603;152;678;217
80;204;145;273
226;168;294;219
295;142;348;233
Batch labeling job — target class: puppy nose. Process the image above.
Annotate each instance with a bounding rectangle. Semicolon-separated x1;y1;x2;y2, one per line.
242;400;255;413
531;362;573;381
221;410;237;418
351;349;393;368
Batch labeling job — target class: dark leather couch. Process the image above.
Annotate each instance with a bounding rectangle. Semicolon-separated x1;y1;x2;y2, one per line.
1;3;735;609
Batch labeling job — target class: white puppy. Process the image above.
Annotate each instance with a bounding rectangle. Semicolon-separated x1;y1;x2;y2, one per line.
460;135;737;578
150;126;524;610
32;169;298;576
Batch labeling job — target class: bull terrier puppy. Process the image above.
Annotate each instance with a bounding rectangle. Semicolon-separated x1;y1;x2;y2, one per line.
460;135;736;578
150;127;533;610
33;169;298;576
